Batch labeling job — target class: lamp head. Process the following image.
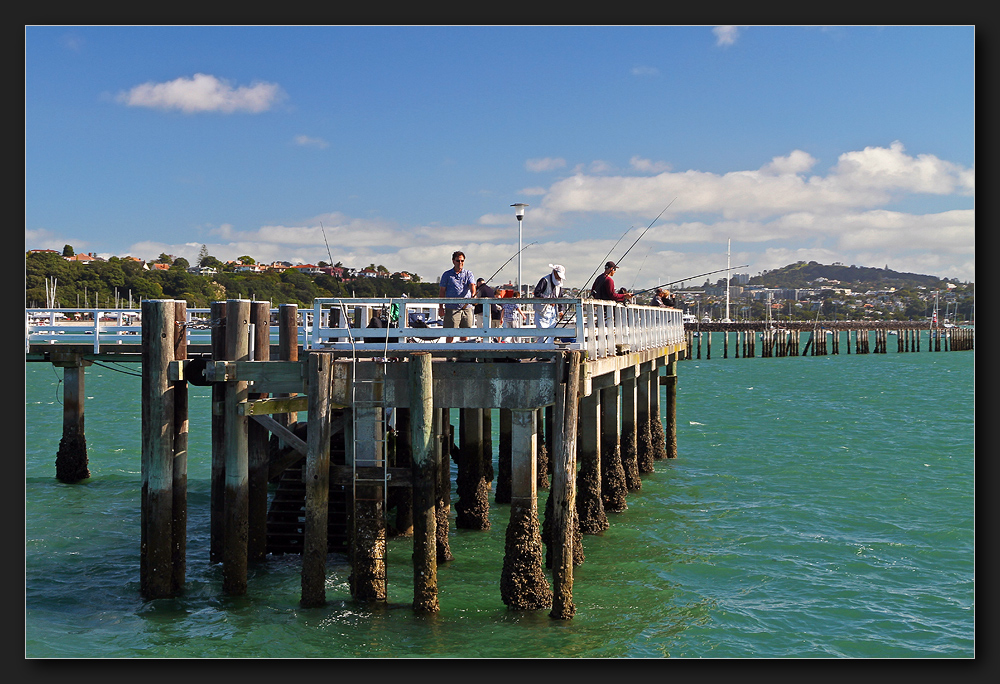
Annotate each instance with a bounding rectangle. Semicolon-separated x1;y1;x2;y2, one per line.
511;203;528;221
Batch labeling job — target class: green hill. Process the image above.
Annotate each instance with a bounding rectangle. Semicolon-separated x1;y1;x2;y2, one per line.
748;261;964;290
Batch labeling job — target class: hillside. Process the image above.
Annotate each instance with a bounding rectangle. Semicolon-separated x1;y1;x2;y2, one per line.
747;261;965;290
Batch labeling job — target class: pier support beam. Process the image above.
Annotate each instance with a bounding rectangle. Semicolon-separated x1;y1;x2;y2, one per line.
434;408;454;563
576;391;608;534
663;359;678;459
496;409;512;504
550;351;582;620
247;301;270;563
209;301;226;564
301;352;333;608
409;353;439;613
456;408;490;530
599;384;627;513
53;353;91;483
620;367;641;491
140;300;183;599
222;299;251;596
650;362;667;460
636;363;654;474
349;383;388;603
500;408;551;610
171;301;189;592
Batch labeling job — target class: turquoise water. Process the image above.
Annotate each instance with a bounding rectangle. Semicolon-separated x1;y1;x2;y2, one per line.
25;336;975;658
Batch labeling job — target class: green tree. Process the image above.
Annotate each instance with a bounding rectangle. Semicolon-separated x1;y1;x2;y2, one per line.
62;244;75;257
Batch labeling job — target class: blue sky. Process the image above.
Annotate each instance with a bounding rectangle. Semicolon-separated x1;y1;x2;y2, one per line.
25;25;975;292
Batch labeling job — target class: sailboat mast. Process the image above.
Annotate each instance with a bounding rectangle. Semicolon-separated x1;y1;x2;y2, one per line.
725;238;731;322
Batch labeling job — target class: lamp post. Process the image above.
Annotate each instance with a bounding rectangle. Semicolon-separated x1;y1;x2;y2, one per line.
511;203;528;295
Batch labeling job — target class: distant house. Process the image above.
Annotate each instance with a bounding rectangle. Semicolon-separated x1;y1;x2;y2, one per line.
290;264;323;276
393;271;413;281
65;252;101;264
149;262;171;271
359;267;379;278
319;266;347;279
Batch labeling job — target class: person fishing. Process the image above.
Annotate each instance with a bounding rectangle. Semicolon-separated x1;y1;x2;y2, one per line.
533;264;566;344
439;250;476;342
474;277;503;328
651;288;676;308
591;261;634;304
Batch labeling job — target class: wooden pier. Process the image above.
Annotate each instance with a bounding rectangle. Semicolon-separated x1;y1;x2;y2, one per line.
27;298;685;619
24;301;972;617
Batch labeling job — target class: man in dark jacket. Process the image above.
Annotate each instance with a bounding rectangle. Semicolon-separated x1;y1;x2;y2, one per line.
591;261;634;303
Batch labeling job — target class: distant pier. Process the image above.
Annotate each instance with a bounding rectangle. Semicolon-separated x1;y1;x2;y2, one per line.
683;321;973;359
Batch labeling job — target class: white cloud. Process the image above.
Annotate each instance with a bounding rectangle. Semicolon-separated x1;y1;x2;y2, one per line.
713;26;740;46
537;143;974;222
116;73;286;114
630;156;672;174
293;135;328;149
112;142;973;289
631;65;659;77
828;141;974;196
525;157;567;173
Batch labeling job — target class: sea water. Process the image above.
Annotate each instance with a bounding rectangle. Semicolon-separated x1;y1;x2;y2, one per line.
24;338;975;658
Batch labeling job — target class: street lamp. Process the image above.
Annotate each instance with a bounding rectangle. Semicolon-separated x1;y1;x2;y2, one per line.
511;203;528;295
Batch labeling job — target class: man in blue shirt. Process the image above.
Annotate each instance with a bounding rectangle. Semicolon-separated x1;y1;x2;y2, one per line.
439;250;476;342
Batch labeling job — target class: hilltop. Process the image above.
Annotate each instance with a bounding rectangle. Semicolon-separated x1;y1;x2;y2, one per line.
745;261;967;291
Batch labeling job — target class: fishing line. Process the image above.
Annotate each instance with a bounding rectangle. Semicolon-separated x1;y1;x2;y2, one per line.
577;225;632;296
613;197;676;271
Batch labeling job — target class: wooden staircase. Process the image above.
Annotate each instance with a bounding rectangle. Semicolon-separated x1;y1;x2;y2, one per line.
265;422;350;555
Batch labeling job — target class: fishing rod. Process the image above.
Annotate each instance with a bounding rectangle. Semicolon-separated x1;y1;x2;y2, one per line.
482;241;537;286
633;264;749;297
576;225;633;296
612;197;676;271
320;221;334;266
630;246;654;291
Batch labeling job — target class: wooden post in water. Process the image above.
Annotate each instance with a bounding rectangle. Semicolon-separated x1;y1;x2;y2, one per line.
277;304;299;426
171;301;188;592
550;350;581;620
209;301;226;564
301;352;333;608
409;352;439;613
456;408;490;530
500;408;552;610
222;299;251;595
663;359;678;459
247;301;270;562
576;391;607;533
650;363;667;460
539;408;551;491
599;384;627;512
53;352;91;483
636;363;654;474
433;408;454;563
350;361;388;603
140;299;176;599
620;367;641;491
496;408;512;504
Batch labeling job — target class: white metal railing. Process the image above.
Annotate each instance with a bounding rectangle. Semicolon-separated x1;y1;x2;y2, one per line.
307;298;684;358
25;300;685;359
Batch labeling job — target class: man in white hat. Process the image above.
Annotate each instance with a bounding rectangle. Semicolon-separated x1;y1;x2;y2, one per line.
533;264;566;344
